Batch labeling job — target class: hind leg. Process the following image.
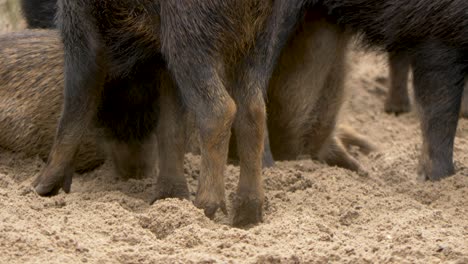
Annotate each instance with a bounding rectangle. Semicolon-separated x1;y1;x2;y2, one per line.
385;51;411;114
33;67;103;195
33;3;104;195
152;70;189;201
319;126;378;173
412;45;465;181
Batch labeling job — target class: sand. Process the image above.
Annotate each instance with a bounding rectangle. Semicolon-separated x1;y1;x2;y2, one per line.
0;5;467;264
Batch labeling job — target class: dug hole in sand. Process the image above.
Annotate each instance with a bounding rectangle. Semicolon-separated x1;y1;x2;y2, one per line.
0;4;467;263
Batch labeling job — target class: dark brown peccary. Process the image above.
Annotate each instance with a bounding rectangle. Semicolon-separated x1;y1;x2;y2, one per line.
33;0;309;226
318;0;468;181
20;0;205;182
0;30;105;173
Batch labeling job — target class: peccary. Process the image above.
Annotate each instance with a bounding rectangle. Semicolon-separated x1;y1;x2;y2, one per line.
317;0;468;181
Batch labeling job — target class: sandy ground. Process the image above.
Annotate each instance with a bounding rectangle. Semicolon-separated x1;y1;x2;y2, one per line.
0;5;467;264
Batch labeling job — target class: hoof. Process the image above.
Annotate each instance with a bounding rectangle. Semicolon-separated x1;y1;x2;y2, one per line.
33;167;73;196
232;195;263;227
418;162;455;181
194;194;227;219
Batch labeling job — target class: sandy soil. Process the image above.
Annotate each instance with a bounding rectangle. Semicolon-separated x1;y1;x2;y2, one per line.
0;6;467;264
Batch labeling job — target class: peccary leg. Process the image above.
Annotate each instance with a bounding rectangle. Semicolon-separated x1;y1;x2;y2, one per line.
152;70;190;201
232;87;266;226
33;2;104;195
385;51;411;114
231;0;309;226
228;126;275;169
412;44;465;181
162;59;235;218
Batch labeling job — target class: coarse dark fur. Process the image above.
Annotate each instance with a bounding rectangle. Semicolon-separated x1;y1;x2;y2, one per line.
0;30;105;173
33;0;310;227
385;53;468;117
20;0;56;28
